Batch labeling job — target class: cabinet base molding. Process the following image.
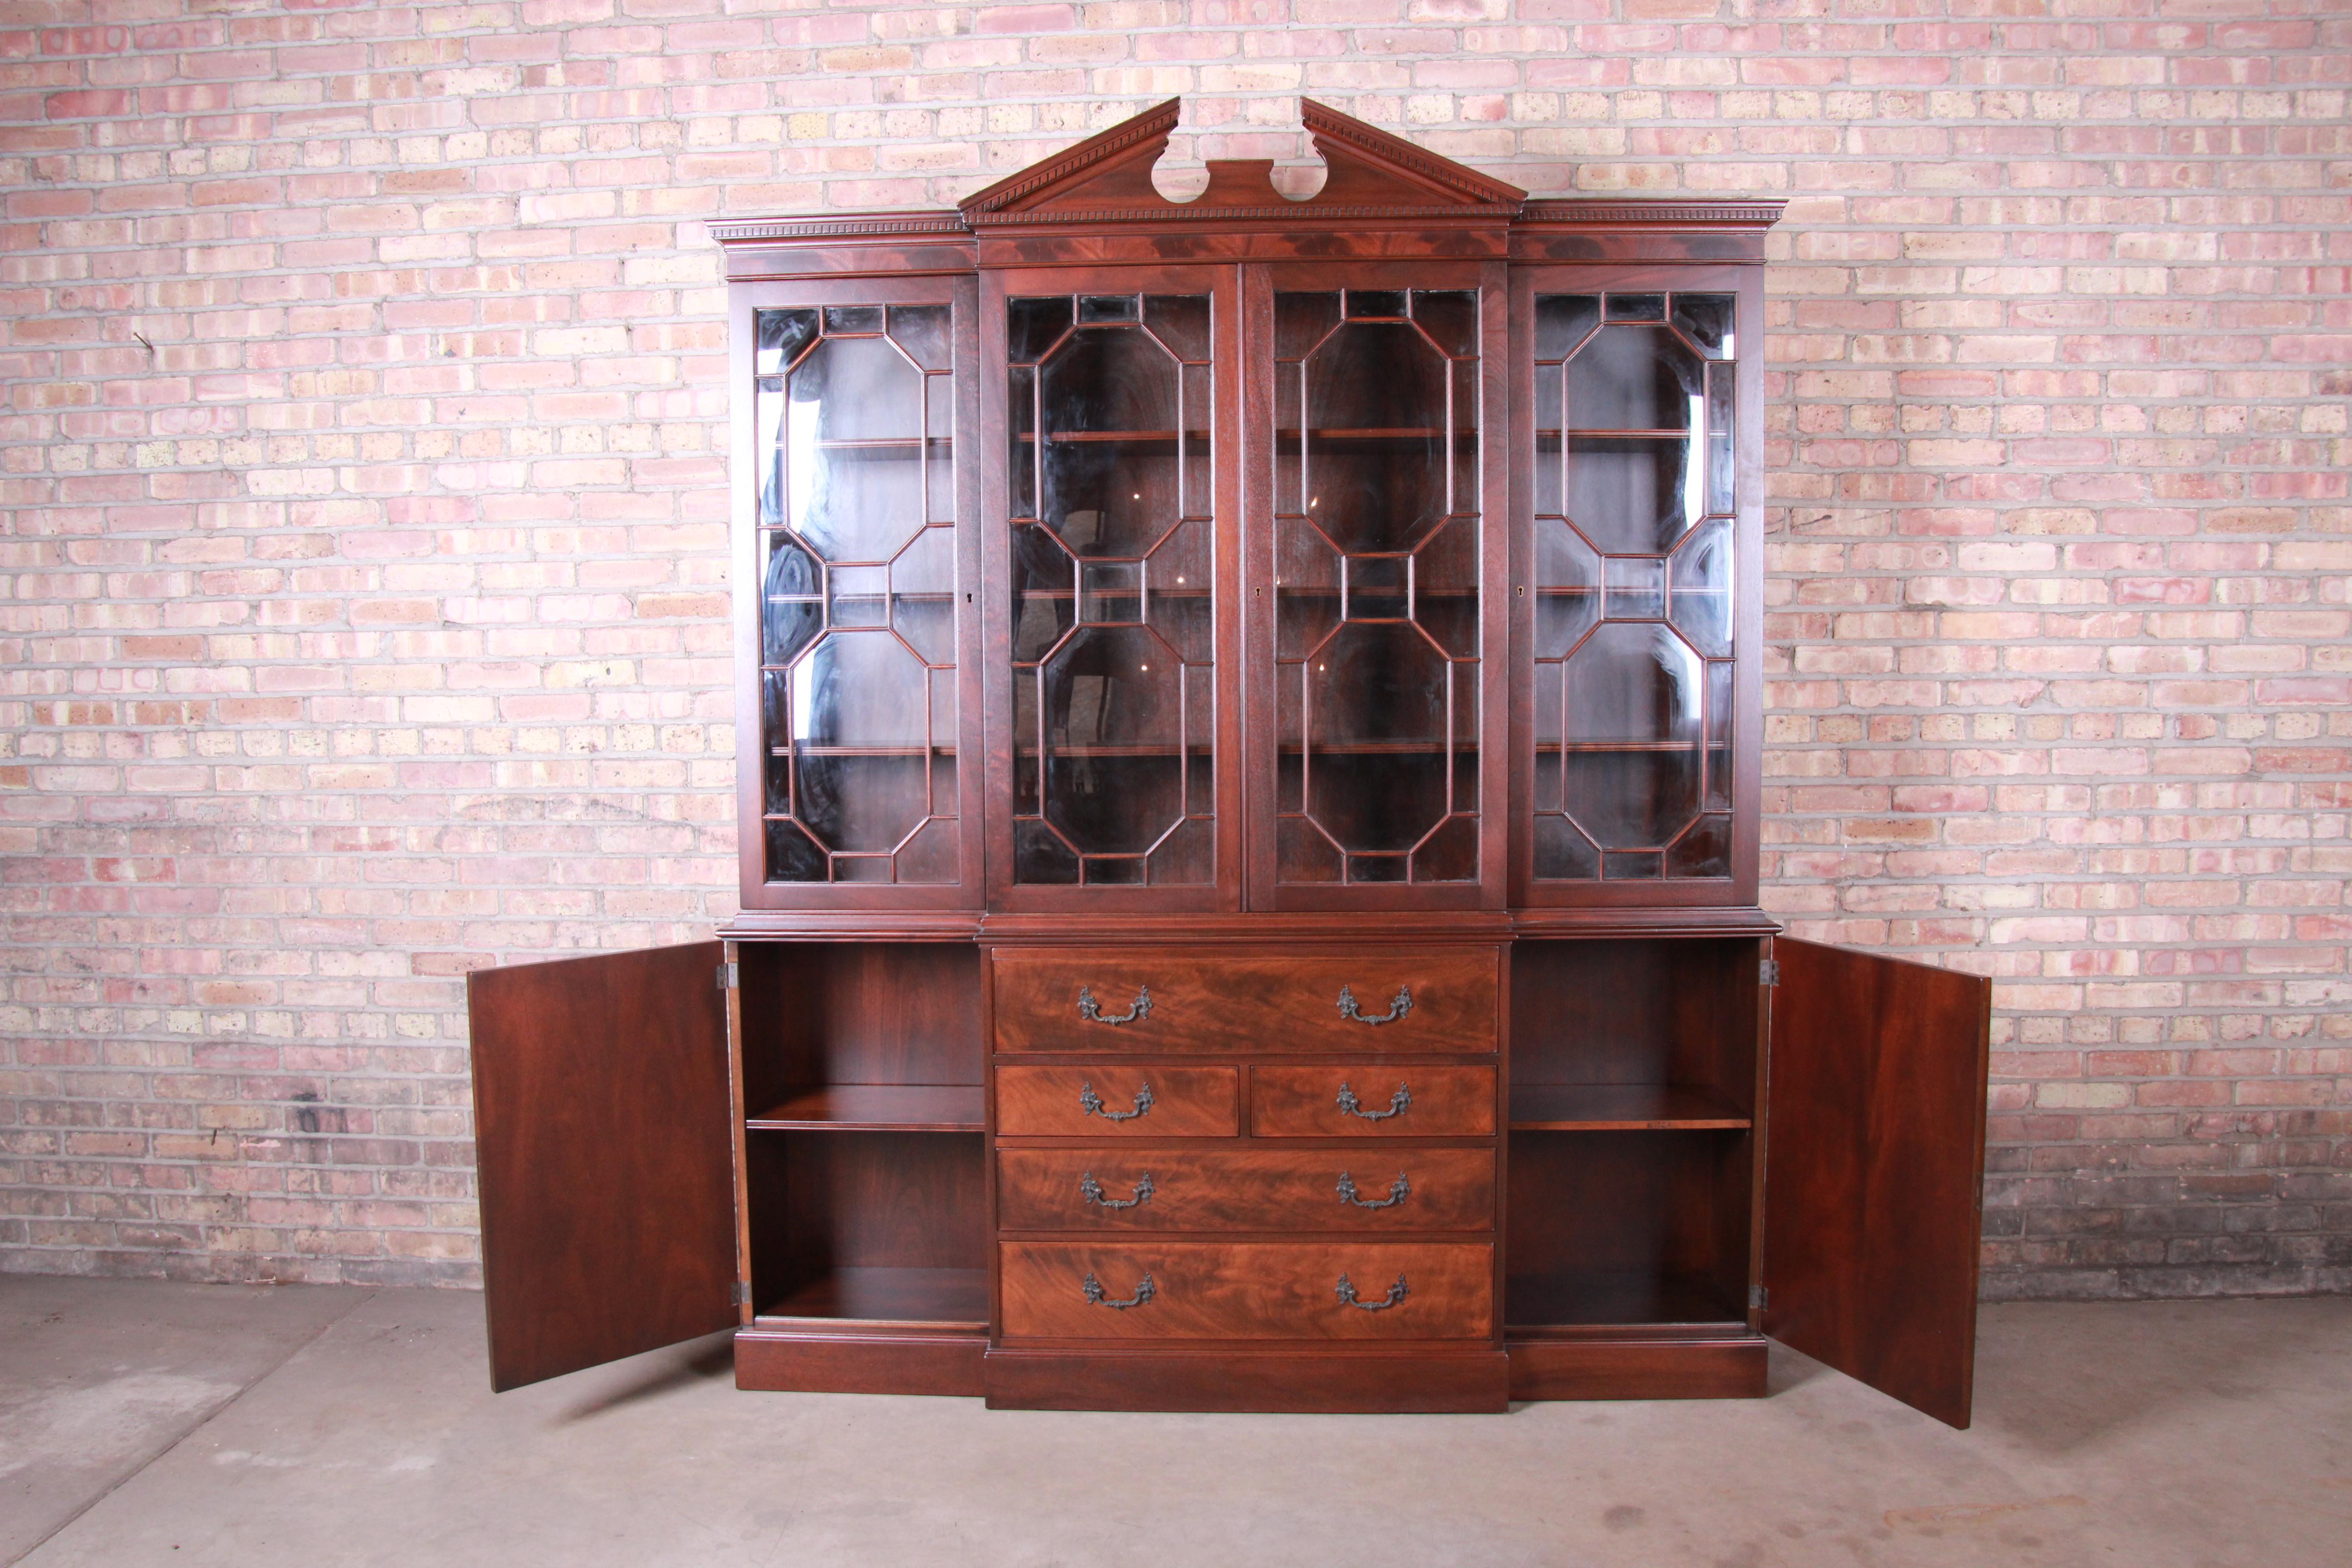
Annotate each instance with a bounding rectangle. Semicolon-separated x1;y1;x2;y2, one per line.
984;1347;1511;1413
735;1327;985;1397
1506;1334;1766;1402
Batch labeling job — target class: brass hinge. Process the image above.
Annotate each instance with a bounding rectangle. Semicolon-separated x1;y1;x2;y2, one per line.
732;1280;751;1306
1750;1284;1769;1310
1759;959;1780;987
716;961;739;991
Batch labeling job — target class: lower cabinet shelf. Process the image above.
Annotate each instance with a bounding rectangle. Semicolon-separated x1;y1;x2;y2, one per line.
761;1265;989;1328
1505;1267;1745;1329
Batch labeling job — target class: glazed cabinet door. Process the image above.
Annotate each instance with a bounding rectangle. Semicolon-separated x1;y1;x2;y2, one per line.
1761;937;1993;1428
985;268;1244;909
468;942;738;1391
734;277;985;909
1511;267;1761;906
1248;264;1510;909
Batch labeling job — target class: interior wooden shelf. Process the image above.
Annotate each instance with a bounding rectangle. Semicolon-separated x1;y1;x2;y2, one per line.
1013;743;1212;758
1275;427;1476;441
765;745;956;759
746;1085;985;1132
1270;741;1474;756
760;1265;989;1326
1013;430;1205;444
1534;428;1691;440
1509;1083;1751;1131
1532;740;1716;755
1505;1268;1745;1329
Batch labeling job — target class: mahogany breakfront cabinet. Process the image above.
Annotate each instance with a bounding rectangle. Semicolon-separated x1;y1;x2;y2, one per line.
466;100;1994;1427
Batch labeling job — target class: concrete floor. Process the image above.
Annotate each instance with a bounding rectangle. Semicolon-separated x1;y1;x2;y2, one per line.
1;1279;2345;1568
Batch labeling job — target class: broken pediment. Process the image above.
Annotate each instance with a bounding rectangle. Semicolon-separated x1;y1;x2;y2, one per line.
957;98;1527;225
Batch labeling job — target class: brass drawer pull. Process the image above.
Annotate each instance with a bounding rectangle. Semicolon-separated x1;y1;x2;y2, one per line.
1337;1171;1410;1210
1335;1272;1409;1312
1336;1081;1411;1122
1079;1081;1154;1122
1082;1271;1156;1310
1337;984;1412;1025
1077;984;1152;1026
1079;1171;1155;1210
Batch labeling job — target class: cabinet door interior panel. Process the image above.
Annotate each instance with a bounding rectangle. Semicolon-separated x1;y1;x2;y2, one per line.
1763;938;1993;1429
995;1064;1241;1137
468;942;737;1392
998;1147;1498;1233
1000;1241;1494;1340
991;948;1499;1055
1250;1064;1499;1138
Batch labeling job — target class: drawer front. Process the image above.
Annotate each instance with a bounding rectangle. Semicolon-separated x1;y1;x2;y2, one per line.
1251;1065;1497;1137
992;948;1498;1055
996;1065;1238;1138
997;1148;1496;1233
1000;1241;1493;1340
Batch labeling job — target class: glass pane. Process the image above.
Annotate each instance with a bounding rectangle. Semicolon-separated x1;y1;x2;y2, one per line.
1010;294;1216;887
1603;556;1665;621
760;302;959;887
1705;659;1734;814
888;303;952;370
1565;323;1704;431
1671;293;1735;359
1305;621;1454;857
1605;293;1666;322
1667;814;1731;877
1303;320;1454;554
762;535;822;666
1007;296;1070;363
1412;290;1478;357
1566;436;1695;555
1534;519;1600;659
891;524;956;666
1534;295;1598;362
1276;289;1480;886
1670;518;1732;658
1146;294;1212;362
1705;363;1735;517
787;336;925;561
1038;325;1180;559
755;308;818;374
1533;814;1599;880
1558;622;1701;852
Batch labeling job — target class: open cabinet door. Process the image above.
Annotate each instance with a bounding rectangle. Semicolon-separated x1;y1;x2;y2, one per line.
1762;937;1992;1428
468;941;737;1391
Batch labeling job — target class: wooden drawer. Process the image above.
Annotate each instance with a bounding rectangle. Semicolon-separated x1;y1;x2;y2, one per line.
1251;1064;1496;1137
995;1065;1238;1138
1000;1241;1494;1340
991;948;1498;1055
997;1148;1496;1233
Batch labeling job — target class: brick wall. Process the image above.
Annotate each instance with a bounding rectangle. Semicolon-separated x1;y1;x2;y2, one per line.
1;0;2345;1296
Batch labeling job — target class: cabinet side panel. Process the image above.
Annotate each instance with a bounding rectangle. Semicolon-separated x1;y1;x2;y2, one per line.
1762;936;1991;1428
468;941;736;1391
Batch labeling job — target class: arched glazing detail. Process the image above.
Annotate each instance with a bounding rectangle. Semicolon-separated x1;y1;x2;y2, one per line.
754;303;959;884
1531;291;1736;881
1273;289;1481;886
1006;294;1215;887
